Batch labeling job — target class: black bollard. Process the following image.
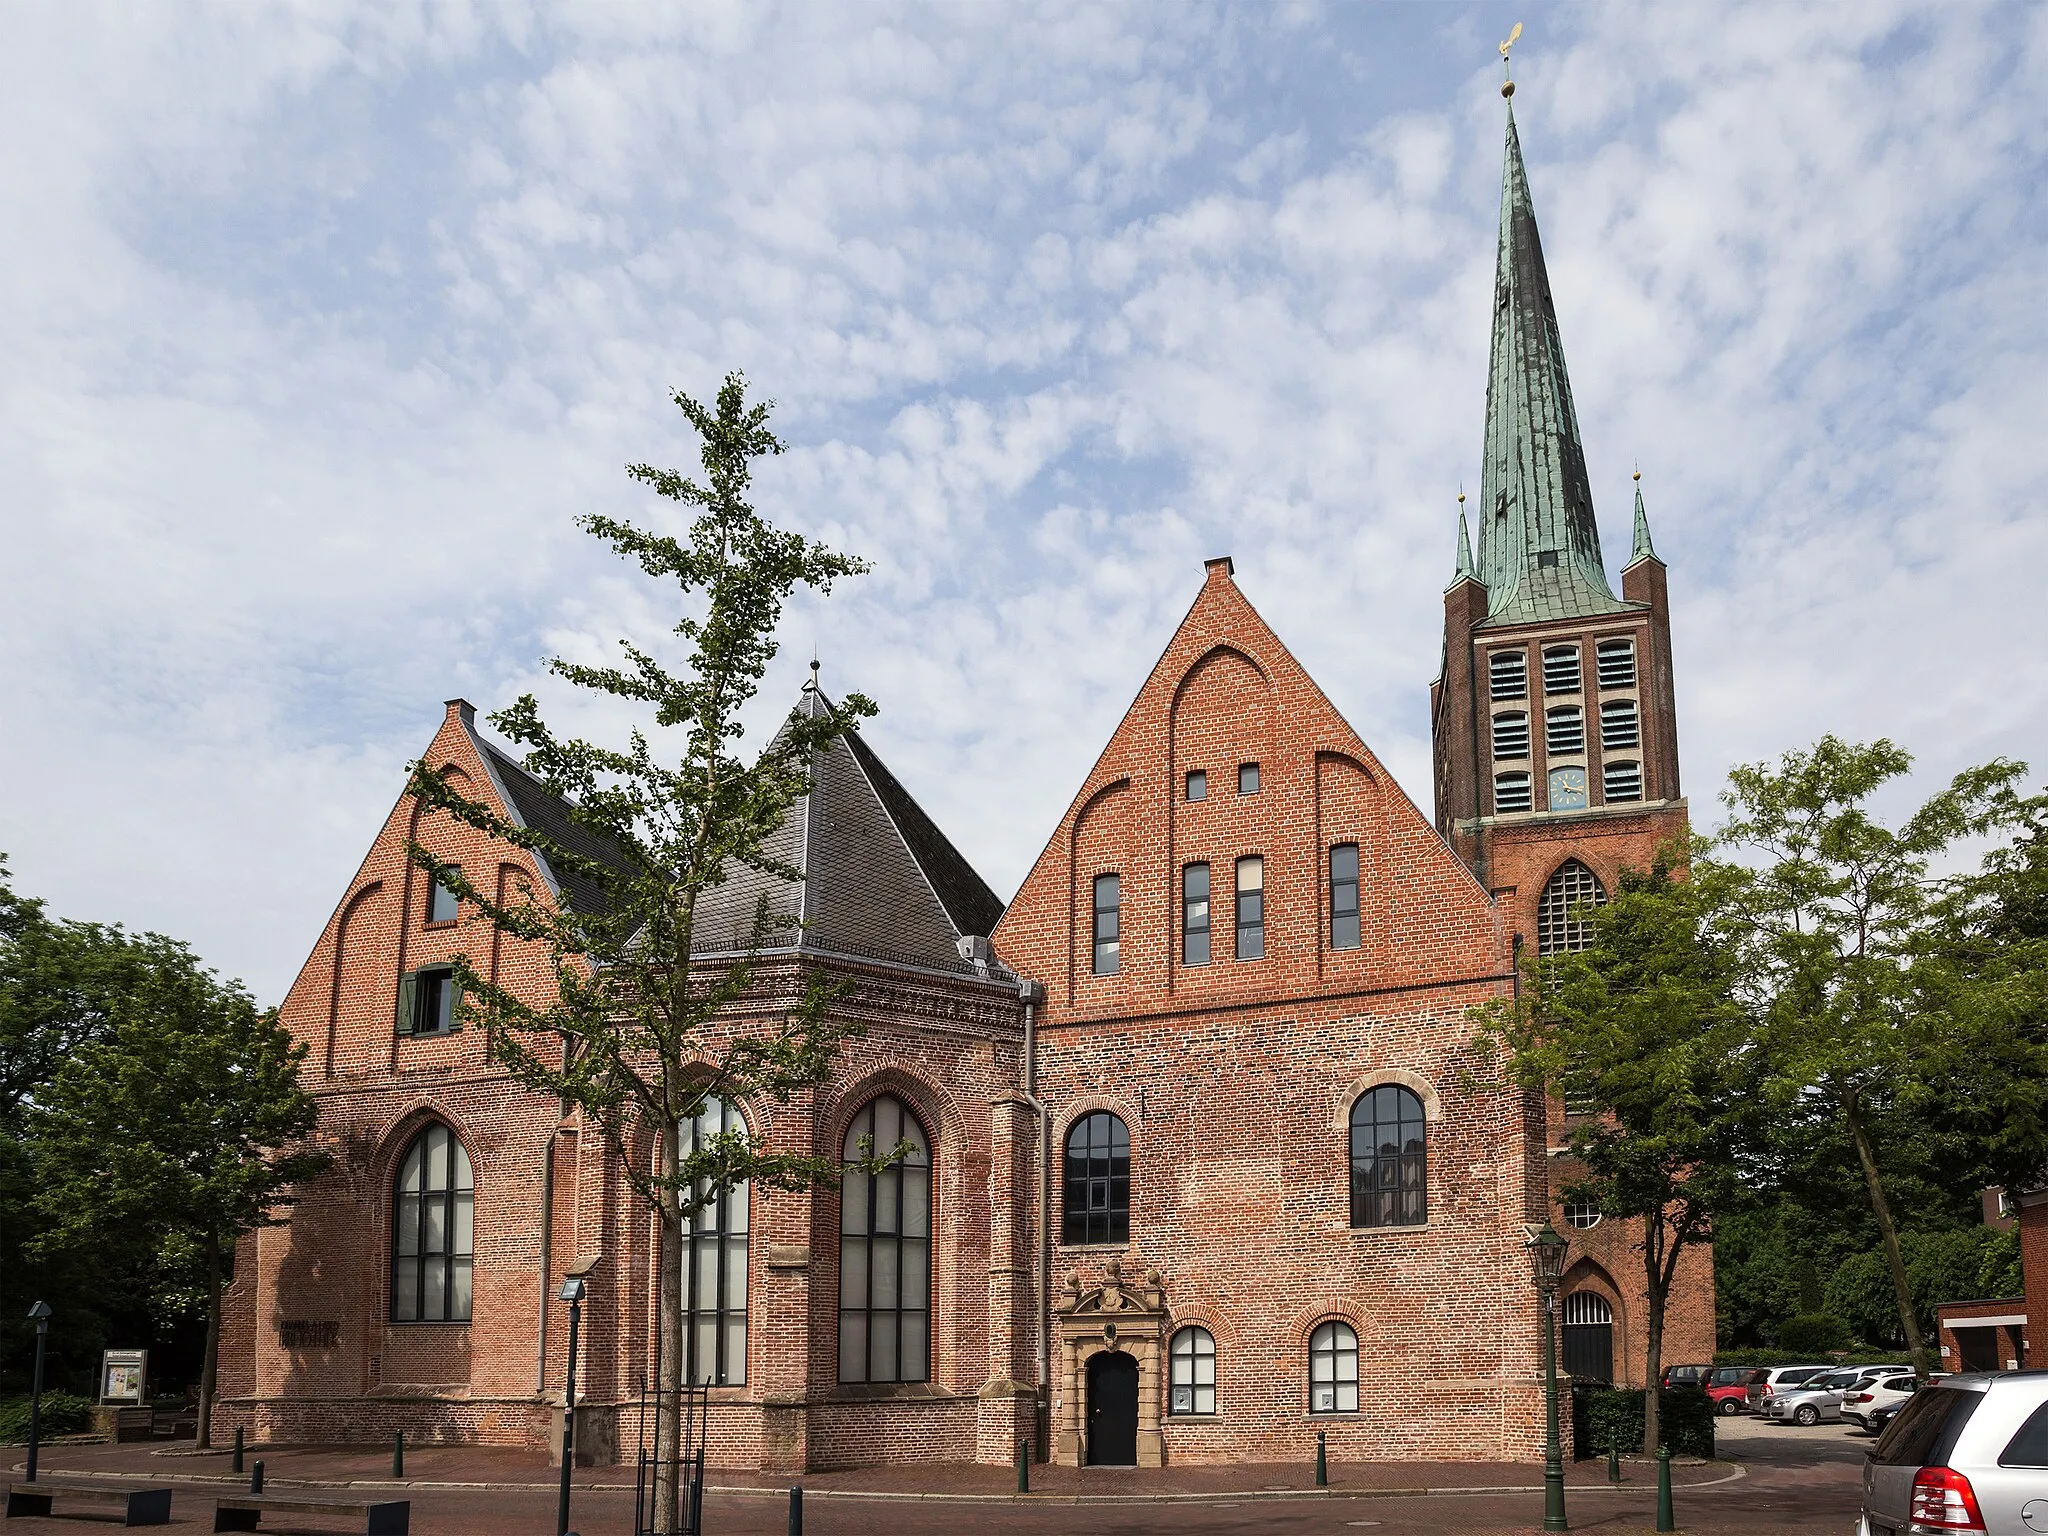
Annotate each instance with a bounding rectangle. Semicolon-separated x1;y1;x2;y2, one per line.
1016;1437;1030;1493
251;1460;265;1495
392;1430;404;1479
1608;1440;1621;1485
1315;1429;1327;1487
788;1484;804;1536
689;1448;704;1536
232;1426;244;1474
1655;1443;1674;1532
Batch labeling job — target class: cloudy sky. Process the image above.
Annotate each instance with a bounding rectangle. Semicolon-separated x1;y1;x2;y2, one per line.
3;2;2045;1003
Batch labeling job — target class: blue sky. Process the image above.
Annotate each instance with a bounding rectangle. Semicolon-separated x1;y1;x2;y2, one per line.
4;2;2046;1003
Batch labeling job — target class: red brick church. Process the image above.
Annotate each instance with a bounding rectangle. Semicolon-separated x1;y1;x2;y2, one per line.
218;101;1714;1468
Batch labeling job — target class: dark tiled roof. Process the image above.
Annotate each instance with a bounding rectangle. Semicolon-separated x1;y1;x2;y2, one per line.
474;742;633;916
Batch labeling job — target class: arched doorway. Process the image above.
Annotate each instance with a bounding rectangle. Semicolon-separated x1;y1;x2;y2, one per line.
1086;1351;1139;1466
1562;1291;1614;1384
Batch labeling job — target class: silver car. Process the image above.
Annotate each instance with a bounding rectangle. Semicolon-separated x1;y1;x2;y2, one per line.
1859;1370;2048;1535
1769;1367;1894;1426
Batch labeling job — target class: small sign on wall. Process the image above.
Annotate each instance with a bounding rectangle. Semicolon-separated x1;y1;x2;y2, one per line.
100;1349;147;1404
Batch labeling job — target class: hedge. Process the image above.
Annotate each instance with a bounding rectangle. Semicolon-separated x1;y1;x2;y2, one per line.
0;1392;93;1443
1572;1386;1716;1460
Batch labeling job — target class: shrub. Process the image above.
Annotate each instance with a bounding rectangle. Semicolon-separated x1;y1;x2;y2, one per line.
1775;1313;1852;1355
1714;1347;1911;1368
0;1392;94;1443
1573;1387;1716;1460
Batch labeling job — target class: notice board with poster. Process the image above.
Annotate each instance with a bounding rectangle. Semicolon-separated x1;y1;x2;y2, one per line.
100;1348;147;1404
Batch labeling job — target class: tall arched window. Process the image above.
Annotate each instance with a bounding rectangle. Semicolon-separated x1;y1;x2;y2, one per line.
1062;1111;1130;1245
839;1094;930;1383
392;1122;473;1322
1348;1085;1426;1229
1309;1321;1359;1413
681;1094;749;1385
1536;859;1607;955
1168;1326;1216;1416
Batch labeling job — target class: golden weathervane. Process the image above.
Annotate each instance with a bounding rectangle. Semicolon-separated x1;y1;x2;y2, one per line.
1500;21;1523;98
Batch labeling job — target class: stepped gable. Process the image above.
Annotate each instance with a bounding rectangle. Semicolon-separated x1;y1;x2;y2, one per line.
685;682;1006;974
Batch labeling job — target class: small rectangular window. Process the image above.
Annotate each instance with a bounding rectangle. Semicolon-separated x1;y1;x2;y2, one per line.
1603;762;1643;802
1596;637;1637;690
427;865;461;924
1489;651;1527;700
1600;699;1640;750
1185;770;1207;802
414;968;459;1035
1238;762;1260;795
1092;874;1120;976
1235;856;1264;961
1546;707;1585;755
1543;646;1581;694
1330;844;1360;951
1495;772;1533;813
1182;863;1210;967
1491;712;1530;759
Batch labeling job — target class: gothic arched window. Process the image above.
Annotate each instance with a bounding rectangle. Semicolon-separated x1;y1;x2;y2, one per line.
1348;1085;1427;1229
392;1122;473;1322
1063;1111;1130;1245
838;1094;931;1383
1536;859;1607;955
681;1094;749;1385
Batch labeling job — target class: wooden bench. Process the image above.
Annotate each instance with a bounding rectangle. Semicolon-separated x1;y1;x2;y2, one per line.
7;1479;173;1525
213;1493;410;1534
112;1407;157;1443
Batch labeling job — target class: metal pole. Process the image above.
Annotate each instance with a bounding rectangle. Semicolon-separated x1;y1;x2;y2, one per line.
1655;1443;1674;1532
557;1296;581;1536
1315;1429;1327;1487
1016;1437;1029;1493
25;1308;49;1485
1607;1440;1621;1485
392;1429;404;1478
250;1460;264;1495
788;1484;804;1536
1542;1286;1567;1532
232;1425;245;1475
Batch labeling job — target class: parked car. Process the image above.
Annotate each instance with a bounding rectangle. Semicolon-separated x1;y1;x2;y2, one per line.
1748;1364;1834;1413
1842;1373;1920;1432
1859;1370;2048;1535
1704;1365;1769;1416
1661;1363;1713;1390
1862;1395;1911;1439
1766;1367;1914;1426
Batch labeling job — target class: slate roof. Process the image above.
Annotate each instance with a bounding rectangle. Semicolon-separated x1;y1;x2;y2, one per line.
684;685;1008;977
466;734;635;916
1473;106;1641;630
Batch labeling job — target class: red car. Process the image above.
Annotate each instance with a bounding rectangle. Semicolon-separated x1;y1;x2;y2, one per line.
1703;1365;1768;1415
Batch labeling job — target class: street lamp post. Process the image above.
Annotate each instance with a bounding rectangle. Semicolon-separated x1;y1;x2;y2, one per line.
24;1301;53;1485
556;1276;586;1536
1528;1223;1570;1533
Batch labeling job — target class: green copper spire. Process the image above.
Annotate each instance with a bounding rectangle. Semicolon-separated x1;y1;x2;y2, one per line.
1628;472;1660;566
1474;105;1630;626
1453;499;1478;585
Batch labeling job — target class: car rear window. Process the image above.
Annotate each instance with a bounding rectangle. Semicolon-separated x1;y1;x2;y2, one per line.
1710;1367;1750;1385
2002;1401;2048;1468
1779;1368;1824;1386
1871;1386;1981;1468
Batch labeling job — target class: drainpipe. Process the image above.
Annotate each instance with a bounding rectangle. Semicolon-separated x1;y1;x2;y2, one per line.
1016;977;1050;1436
537;1132;557;1395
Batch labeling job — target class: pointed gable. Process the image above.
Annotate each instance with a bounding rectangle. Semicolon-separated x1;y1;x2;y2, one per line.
995;559;1505;1023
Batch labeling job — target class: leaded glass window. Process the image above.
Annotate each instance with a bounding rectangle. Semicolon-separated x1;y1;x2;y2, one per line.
1062;1111;1130;1245
1348;1085;1426;1229
1536;860;1607;955
1309;1321;1359;1413
1169;1327;1216;1415
839;1095;930;1383
392;1123;473;1322
681;1094;749;1385
1092;874;1120;976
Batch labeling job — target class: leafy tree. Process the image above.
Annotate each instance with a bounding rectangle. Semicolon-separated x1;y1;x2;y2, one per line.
32;937;327;1444
1479;852;1758;1453
1715;737;2028;1378
405;375;874;1533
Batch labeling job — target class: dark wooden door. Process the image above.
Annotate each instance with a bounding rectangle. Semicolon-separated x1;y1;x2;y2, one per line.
1087;1351;1138;1466
1562;1323;1613;1384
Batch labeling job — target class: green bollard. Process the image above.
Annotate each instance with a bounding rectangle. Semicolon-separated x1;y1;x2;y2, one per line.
232;1426;244;1474
1655;1444;1674;1532
250;1460;265;1496
1315;1429;1327;1488
1608;1440;1621;1485
392;1430;404;1479
1016;1437;1030;1493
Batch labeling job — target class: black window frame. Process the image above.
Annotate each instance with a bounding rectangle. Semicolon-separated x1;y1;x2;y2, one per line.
1536;860;1607;955
1234;855;1264;961
1091;873;1120;976
1061;1110;1131;1246
1238;762;1260;795
1182;863;1211;967
1185;770;1207;802
401;966;460;1037
837;1094;931;1384
390;1121;474;1323
1168;1326;1217;1416
680;1093;750;1385
426;864;461;925
1308;1321;1359;1414
1348;1084;1427;1229
1329;844;1360;951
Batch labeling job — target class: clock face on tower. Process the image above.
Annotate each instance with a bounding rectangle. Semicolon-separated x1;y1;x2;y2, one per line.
1549;766;1588;811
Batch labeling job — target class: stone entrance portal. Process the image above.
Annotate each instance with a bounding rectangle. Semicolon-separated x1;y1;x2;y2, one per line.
1053;1259;1168;1468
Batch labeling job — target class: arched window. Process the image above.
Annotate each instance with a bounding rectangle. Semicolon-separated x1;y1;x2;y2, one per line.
1562;1291;1614;1384
1564;1198;1602;1230
681;1094;749;1385
1168;1327;1216;1416
1536;859;1607;955
392;1123;473;1322
1309;1321;1359;1413
1063;1111;1130;1245
838;1094;930;1383
1348;1085;1426;1229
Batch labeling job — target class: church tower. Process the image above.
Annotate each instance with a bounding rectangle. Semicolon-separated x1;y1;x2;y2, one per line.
1430;99;1687;956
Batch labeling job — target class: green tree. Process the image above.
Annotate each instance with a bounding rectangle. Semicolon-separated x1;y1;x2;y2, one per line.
33;937;327;1444
1715;736;2028;1378
406;375;874;1533
1480;853;1758;1454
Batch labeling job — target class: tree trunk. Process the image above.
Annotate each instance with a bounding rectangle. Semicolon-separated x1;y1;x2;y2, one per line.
1641;1233;1666;1457
197;1240;223;1449
1846;1096;1932;1378
654;1115;686;1534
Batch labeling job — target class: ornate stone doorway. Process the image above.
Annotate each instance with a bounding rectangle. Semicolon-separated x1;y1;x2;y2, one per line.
1053;1259;1168;1468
